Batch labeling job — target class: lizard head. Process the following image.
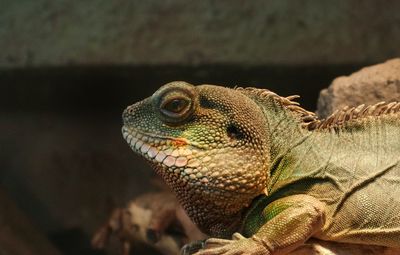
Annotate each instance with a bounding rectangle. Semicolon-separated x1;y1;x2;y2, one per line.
122;81;270;234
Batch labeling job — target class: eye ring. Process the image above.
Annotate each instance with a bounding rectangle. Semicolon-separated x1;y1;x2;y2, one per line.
160;95;191;118
152;82;197;125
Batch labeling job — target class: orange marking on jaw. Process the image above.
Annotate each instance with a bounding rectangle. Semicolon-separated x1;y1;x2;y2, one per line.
171;139;187;147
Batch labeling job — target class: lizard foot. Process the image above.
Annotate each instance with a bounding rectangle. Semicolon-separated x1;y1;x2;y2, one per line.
194;233;270;255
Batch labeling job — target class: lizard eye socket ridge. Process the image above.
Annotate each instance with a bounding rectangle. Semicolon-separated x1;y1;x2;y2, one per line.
153;83;197;124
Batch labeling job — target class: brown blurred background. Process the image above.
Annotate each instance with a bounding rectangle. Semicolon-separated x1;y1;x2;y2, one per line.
0;1;400;254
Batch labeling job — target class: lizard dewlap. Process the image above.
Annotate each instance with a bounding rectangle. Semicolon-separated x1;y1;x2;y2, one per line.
122;81;400;255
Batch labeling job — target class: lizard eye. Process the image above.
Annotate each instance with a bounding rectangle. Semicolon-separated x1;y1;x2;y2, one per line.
159;95;192;123
152;82;197;125
161;98;189;115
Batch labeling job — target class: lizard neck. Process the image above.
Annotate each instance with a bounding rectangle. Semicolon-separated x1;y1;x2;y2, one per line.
255;98;316;192
258;98;311;163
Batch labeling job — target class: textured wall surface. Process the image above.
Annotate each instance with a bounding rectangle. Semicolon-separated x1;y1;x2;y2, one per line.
1;0;400;67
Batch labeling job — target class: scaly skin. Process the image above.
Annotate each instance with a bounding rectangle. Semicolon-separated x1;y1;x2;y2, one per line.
122;81;400;255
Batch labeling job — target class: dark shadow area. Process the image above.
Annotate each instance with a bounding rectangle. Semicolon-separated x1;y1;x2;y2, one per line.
0;64;368;114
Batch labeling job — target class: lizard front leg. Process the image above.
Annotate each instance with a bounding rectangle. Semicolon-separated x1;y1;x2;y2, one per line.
195;195;326;255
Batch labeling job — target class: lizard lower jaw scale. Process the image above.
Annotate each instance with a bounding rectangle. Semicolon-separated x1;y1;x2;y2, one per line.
122;127;191;168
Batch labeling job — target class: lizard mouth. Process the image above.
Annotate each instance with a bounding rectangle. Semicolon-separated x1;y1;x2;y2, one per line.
121;126;198;169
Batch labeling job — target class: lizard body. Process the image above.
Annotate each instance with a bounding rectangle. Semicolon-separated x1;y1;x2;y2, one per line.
122;81;400;254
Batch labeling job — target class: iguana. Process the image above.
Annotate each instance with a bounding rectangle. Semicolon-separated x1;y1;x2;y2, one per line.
121;81;400;255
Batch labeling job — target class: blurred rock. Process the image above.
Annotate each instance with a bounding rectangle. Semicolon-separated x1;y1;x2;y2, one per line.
317;58;400;118
0;188;61;255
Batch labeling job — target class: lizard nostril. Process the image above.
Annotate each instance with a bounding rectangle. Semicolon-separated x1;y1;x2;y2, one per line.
123;107;132;116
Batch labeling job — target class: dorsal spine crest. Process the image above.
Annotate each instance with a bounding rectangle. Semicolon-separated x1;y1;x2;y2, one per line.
235;87;400;131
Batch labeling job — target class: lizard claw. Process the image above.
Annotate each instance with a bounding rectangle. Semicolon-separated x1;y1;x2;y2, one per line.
232;233;246;241
193;234;270;255
204;238;235;247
